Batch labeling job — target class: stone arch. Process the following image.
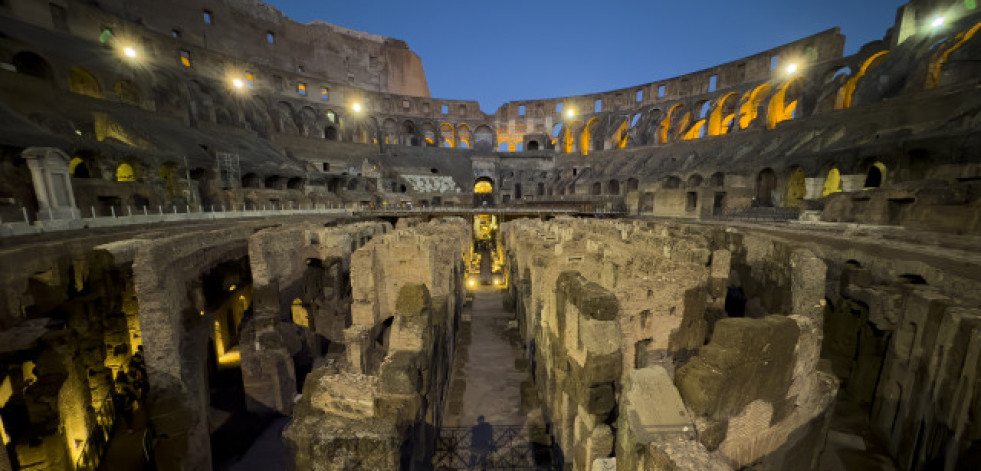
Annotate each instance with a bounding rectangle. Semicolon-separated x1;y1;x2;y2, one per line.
768;78;804;128
591;182;602;195
756;168;777;206
863;161;887;189
114;80;141;106
401;120;417;146
276;101;298;134
625;178;639;192
439;123;455;148
606;179;620;195
663;175;681;190
738;84;772;129
456;123;472;148
707;92;738;136
784;166;806;208
68;66;102;98
581;117;599;155
838;51;888;109
116;159;139;182
242;173;262;188
927;21;981;89
420;122;436;147
688;174;703;188
12;51;53;81
822;165;842;197
473;125;494;151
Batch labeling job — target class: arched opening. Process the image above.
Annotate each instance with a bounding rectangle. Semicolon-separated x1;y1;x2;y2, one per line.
287;177;304;190
626;178;639;192
474;178;493;194
658;104;684;144
607;179;620;195
581;118;598;155
69;157;91;178
498;142;510;152
926;22;981;89
456;124;472;149
401;121;416;146
69;67;102;98
439;123;455;148
767;78;803;128
663;176;681;190
116;162;136;182
115;80;141;106
688;174;703;187
514;142;523;152
242;173;262;188
838;52;889;109
755;168;777;206
784;166;806;208
265;176;284;189
12;51;53;81
325;126;338;140
822;167;842;197
864;162;887;189
613;118;630;148
346;179;360;191
473;125;494;151
707;93;738;136
710;172;725;187
738;84;772;129
591;182;602;195
527;141;540;151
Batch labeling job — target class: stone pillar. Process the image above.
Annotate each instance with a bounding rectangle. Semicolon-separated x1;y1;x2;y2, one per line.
239;283;296;414
804;177;825;200
841;174;867;192
21;147;79;220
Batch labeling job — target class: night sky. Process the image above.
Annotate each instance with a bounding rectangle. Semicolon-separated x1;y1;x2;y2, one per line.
263;0;910;113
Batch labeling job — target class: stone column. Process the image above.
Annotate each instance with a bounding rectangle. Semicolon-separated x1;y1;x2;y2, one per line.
238;283;296;414
804;178;825;200
21;147;79;220
840;174;867;192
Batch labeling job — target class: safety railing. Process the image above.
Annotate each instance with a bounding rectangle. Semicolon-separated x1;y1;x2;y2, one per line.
75;392;117;471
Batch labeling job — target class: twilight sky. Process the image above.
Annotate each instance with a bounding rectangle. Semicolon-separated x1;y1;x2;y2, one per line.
263;0;909;113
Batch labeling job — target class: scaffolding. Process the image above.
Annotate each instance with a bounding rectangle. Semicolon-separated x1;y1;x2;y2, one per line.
216;152;241;189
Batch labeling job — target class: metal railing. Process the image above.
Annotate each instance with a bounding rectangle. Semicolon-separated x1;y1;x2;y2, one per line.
75;392;117;471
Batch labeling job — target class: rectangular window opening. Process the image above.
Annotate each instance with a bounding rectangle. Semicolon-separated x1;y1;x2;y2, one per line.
266;32;275;44
297;64;305;73
297;82;307;96
179;49;192;67
441;104;449;115
171;29;181;39
556;102;563;113
321;87;329;101
50;3;68;31
636;90;643;102
203;10;213;25
770;55;779;71
657;85;666;98
245;72;255;89
594;99;602;113
518;105;526;116
709;75;718;92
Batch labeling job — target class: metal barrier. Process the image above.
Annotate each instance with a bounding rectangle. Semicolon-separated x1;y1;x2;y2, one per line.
75;392;117;471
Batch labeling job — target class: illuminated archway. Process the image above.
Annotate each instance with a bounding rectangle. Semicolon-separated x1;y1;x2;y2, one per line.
767;78;802;128
822;167;842;197
756;168;777;207
439;123;455;148
658;104;684;144
474;177;493;194
114;80;140;106
116;162;136;182
784;167;806;208
564;121;582;153
456;123;472;149
738;84;771;129
838;51;889;109
581;118;598;155
927;21;981;89
69;67;102;98
707;93;738;136
613;118;630;149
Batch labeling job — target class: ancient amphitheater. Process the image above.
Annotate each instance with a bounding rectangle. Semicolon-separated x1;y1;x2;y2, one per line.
0;0;980;470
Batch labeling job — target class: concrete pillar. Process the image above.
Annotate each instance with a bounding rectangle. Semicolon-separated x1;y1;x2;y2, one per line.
21;147;79;220
841;174;867;192
804;178;825;200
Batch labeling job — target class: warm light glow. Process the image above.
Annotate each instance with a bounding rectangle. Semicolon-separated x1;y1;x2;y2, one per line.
232;78;244;89
931;16;946;28
123;46;137;58
785;63;799;75
493;279;501;286
565;109;575;119
228;284;237;291
474;180;493;194
352;103;362;112
468;279;476;287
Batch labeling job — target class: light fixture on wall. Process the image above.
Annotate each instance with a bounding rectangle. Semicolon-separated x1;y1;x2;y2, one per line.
352;102;363;112
931;16;946;29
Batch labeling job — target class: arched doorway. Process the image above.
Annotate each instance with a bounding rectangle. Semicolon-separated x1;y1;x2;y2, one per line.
756;168;777;207
784;167;806;208
473;177;494;207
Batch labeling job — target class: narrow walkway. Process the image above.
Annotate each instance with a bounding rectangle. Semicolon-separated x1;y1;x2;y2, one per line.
443;287;542;429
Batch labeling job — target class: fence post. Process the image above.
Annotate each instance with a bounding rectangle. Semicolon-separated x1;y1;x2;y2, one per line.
127;206;132;217
158;206;163;215
91;206;96;218
110;206;116;219
143;205;148;217
22;207;28;224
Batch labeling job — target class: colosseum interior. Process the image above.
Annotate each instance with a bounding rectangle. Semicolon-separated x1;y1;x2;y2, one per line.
0;0;980;470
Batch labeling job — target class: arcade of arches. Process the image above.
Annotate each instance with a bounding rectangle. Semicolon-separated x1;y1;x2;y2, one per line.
1;1;981;471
